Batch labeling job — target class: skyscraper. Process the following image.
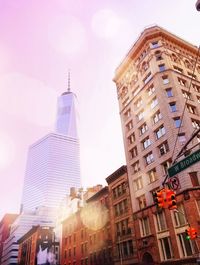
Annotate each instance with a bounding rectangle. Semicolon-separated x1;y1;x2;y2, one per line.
21;88;81;211
113;25;200;264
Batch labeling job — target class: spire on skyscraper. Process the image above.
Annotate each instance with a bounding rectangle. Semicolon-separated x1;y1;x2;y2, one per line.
68;69;71;92
55;73;79;138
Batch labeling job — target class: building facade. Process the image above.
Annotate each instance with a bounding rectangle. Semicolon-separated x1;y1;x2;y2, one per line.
18;225;59;265
113;25;200;264
1;207;56;265
0;214;18;263
106;165;139;265
21;91;81;212
61;186;113;265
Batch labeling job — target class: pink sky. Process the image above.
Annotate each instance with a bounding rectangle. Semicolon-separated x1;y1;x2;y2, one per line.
0;0;199;218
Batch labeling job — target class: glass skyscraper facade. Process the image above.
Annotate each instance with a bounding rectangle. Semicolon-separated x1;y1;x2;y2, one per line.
21;91;81;211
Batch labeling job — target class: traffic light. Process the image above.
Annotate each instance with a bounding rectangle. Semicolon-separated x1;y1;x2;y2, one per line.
185;228;191;240
153;190;164;208
166;189;177;210
185;227;198;240
190;228;198;239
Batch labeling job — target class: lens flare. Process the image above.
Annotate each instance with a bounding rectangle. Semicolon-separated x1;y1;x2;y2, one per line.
80;203;109;231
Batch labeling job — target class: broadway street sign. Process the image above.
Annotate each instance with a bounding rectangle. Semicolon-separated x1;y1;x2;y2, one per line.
168;148;200;177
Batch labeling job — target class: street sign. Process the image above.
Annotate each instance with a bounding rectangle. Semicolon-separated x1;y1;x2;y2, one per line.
168;148;200;177
167;176;180;190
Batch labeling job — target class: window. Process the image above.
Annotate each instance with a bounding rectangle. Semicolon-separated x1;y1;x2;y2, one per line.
188;72;196;79
124;109;131;119
152;41;159;48
197;96;200;103
191;119;200;129
121;86;128;98
178;233;196;257
128;133;135;144
182;90;191;100
137;110;144;121
152;111;162;124
150;97;158;109
142;137;151;149
141;61;149;73
155;211;167;232
126;121;133;131
138;195;147;209
159;237;173;260
178;133;186;143
178;77;187;87
174;117;181;128
143;72;152;85
189;172;199;187
116;218;129;236
132;161;140;173
174;203;187;226
140;217;150;236
139;123;148;135
134;97;143;109
147;84;155;96
155;50;163;61
162;159;172;174
130;146;138;159
169;102;177;112
155;125;166;139
187;104;197;114
144;152;154;165
122;97;130;107
192;83;200;93
162;75;169;85
173;65;183;73
148;168;158;183
184;59;193;70
134;177;143;191
158;141;169;156
171;53;180;63
159;64;166;72
166;88;173;97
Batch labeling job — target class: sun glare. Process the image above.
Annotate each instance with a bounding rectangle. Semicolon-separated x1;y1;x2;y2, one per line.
80;203;109;231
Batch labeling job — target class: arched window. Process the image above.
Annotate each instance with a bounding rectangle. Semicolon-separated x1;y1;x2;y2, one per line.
141;61;149;74
155;50;163;61
171;53;180;63
184;59;193;70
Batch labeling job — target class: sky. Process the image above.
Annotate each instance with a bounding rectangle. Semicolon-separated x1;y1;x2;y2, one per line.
0;0;199;219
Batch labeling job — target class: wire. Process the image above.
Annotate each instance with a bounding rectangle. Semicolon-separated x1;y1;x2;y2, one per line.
171;45;200;163
162;45;200;186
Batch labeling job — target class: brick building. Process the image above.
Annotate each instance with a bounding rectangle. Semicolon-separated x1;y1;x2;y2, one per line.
113;25;200;264
61;186;113;265
106;165;139;265
0;214;18;263
17;225;59;265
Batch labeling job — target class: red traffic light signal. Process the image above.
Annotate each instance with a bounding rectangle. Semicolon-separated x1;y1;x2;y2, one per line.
166;189;177;210
190;228;198;239
185;227;198;240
